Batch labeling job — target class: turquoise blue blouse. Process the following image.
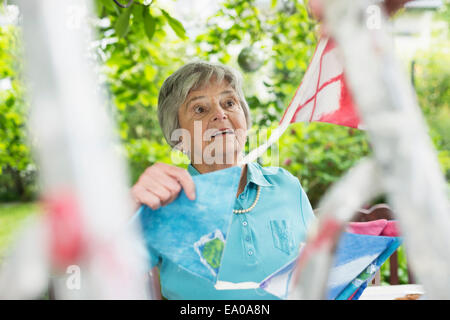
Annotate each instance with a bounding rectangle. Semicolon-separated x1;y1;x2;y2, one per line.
150;162;315;299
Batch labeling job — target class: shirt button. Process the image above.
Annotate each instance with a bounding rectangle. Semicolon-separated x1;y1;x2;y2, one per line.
239;194;245;200
242;221;248;226
245;236;251;241
248;250;253;256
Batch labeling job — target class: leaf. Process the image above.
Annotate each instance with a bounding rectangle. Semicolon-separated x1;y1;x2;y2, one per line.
160;9;187;40
114;6;132;38
143;8;156;41
132;3;143;23
94;0;104;16
100;0;115;11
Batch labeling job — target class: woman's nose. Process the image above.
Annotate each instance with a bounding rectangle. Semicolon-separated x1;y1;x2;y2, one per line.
211;105;227;122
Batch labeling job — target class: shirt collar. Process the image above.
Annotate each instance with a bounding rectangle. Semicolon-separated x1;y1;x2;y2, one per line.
187;162;273;187
246;162;273;187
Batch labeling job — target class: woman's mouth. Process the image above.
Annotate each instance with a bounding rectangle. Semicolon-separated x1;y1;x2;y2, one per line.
210;129;234;139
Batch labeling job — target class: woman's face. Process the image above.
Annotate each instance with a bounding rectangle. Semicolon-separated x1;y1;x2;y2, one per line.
177;79;248;166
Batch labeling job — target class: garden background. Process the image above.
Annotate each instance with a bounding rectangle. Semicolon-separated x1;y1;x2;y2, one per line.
0;0;448;285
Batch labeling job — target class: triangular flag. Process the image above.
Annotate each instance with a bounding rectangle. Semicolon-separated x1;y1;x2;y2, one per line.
134;166;241;284
258;231;402;300
280;37;363;129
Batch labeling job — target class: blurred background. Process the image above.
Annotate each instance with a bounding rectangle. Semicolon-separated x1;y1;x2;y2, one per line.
0;0;448;285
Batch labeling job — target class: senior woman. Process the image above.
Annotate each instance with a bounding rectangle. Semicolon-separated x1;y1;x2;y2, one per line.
131;61;315;299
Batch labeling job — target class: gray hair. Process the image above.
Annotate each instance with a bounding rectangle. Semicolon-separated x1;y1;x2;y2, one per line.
157;61;252;147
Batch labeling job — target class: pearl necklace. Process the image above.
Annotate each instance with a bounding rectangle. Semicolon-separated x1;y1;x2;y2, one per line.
233;186;261;214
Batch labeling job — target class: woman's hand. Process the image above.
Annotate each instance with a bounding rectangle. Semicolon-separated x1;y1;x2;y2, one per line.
131;162;196;211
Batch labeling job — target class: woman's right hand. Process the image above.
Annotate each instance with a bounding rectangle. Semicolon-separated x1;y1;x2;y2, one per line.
131;162;196;211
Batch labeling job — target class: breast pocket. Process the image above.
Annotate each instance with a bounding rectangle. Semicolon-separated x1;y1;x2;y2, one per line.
270;219;295;255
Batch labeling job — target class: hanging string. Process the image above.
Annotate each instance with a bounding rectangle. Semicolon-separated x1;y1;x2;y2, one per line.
113;0;134;9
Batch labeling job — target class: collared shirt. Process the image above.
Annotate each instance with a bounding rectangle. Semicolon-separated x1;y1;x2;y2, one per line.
151;162;315;299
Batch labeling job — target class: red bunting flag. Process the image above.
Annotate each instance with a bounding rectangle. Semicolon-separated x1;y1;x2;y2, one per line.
280;37;363;129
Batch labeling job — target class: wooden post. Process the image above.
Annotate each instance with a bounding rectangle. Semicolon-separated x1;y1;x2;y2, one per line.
389;251;399;285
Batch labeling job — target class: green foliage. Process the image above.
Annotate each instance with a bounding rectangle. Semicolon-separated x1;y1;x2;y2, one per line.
114;5;132;38
258;122;371;207
0;24;36;201
0;202;38;262
143;7;156;41
95;0;187;42
379;245;411;285
160;9;187;39
414;43;450;181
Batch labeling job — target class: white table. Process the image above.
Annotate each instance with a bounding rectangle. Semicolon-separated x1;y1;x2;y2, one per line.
359;284;425;300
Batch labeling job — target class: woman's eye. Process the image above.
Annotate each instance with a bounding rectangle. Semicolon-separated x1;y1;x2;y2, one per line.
225;99;235;107
193;106;205;114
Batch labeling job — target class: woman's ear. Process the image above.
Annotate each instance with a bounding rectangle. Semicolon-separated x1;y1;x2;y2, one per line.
171;128;191;155
173;137;185;154
179;137;188;155
172;130;192;158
